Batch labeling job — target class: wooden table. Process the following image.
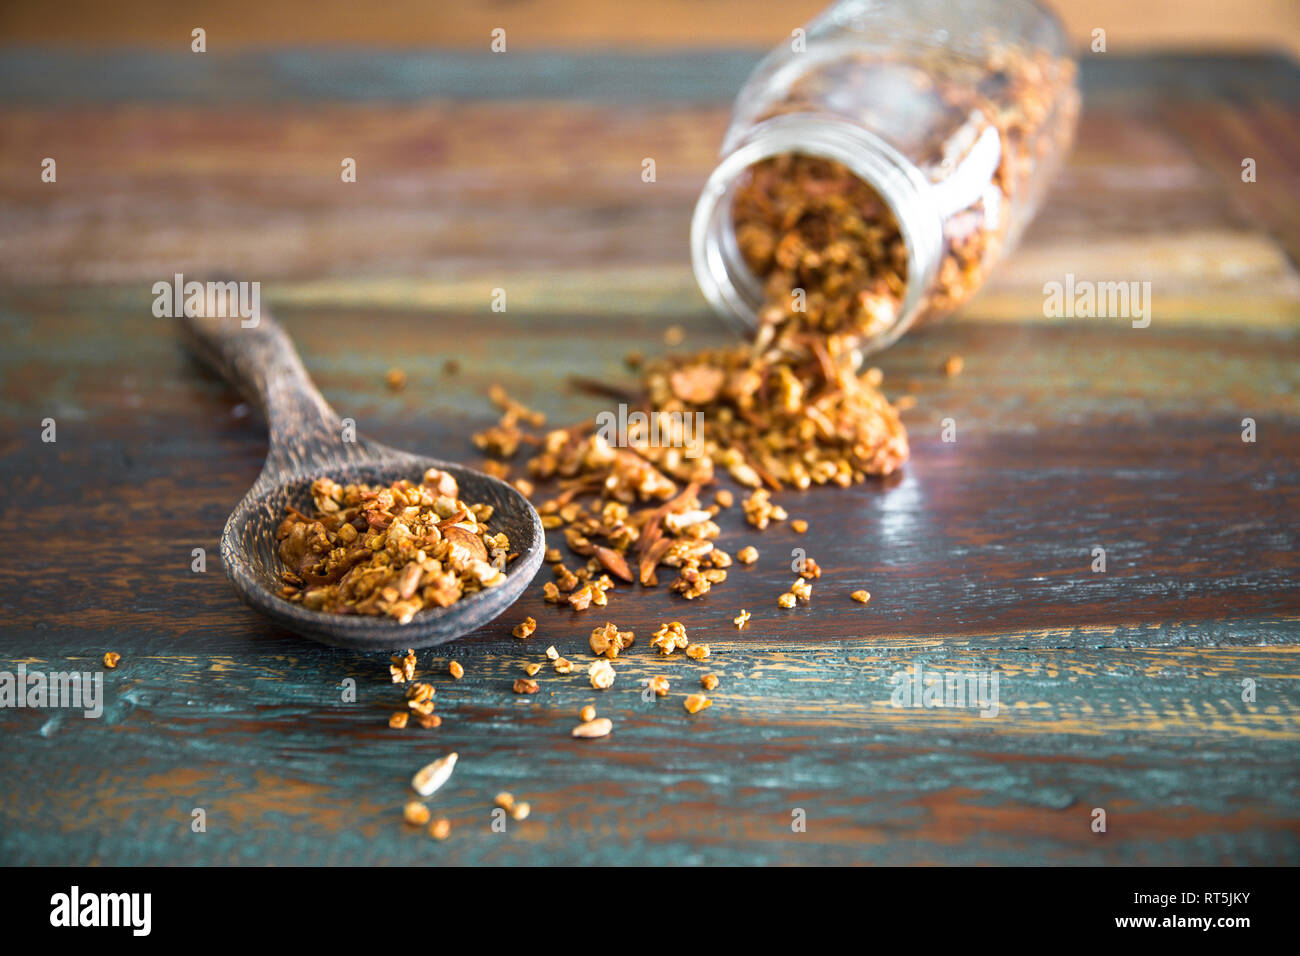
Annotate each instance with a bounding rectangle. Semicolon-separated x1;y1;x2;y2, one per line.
1;50;1297;866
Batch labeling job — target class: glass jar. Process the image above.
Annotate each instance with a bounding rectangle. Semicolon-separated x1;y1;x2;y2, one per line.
691;0;1079;355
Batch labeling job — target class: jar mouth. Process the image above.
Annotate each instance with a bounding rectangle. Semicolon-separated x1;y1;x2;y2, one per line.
690;113;944;356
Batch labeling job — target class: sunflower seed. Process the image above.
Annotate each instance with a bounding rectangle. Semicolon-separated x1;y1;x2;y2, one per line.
411;752;458;797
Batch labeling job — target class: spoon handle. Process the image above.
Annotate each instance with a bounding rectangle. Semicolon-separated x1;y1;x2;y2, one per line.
180;301;351;479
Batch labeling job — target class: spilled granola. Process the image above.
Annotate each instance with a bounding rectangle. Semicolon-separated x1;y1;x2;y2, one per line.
471;325;908;609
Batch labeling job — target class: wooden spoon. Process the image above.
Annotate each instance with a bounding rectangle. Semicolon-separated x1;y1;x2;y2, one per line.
181;304;544;650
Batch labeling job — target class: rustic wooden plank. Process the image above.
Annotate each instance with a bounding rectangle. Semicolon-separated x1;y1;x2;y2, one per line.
1;295;1296;653
2;644;1295;865
2;77;1297;315
0;52;1297;866
267;247;1300;325
1;51;1298;105
1156;104;1300;267
0;49;765;105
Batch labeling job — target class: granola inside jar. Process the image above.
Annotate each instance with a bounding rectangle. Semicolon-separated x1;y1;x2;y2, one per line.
691;0;1079;356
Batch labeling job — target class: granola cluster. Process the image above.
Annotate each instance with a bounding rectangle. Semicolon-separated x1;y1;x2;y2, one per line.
640;343;910;487
275;468;514;623
589;621;635;658
734;153;906;343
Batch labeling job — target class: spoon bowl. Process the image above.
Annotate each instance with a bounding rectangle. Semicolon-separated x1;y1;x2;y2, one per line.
183;302;544;650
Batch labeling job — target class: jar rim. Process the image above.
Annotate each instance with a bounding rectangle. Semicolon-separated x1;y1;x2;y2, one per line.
690;112;945;355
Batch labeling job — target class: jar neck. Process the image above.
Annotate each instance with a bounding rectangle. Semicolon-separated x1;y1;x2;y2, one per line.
690;113;944;355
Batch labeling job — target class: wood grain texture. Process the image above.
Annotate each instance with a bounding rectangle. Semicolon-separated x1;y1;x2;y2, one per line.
0;51;1297;865
1;55;1296;308
2;299;1297;648
1;643;1295;865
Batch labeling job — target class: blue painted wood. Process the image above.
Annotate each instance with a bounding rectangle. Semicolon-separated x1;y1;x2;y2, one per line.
1;51;1296;104
0;49;1297;865
1;642;1296;865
